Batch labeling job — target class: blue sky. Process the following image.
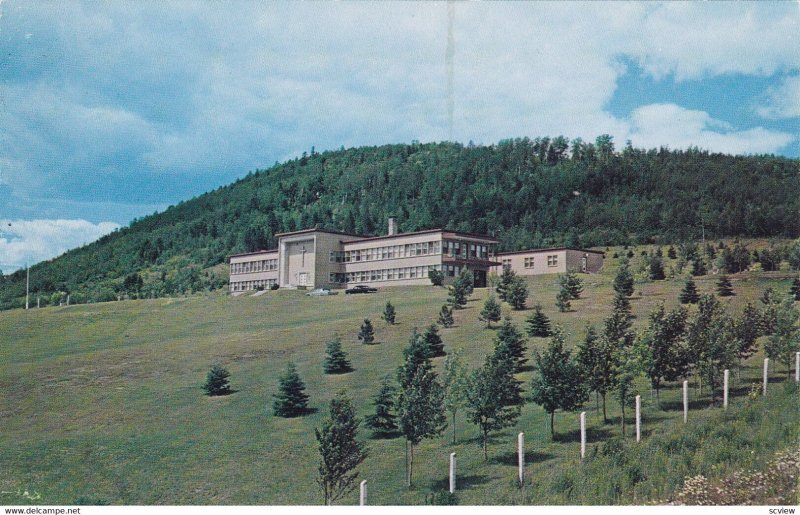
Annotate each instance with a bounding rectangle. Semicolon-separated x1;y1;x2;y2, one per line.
1;1;800;272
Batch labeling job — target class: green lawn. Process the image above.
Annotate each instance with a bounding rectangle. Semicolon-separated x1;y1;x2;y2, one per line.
1;244;798;505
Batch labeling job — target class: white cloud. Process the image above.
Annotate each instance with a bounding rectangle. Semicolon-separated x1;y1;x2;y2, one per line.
625;103;795;155
0;219;120;272
756;75;800;119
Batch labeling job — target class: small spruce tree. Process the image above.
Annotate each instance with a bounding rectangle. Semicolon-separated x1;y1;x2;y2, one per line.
556;287;571;312
323;336;352;374
679;277;700;304
382;301;396;325
273;362;310;417
526;303;552;337
496;265;516;302
561;270;584;299
365;376;398;437
613;258;634;297
716;275;734;297
358;318;375;344
479;294;502;328
202;364;231;396
422;323;446;357
506;276;529;310
691;258;707;277
667;246;677;259
494;316;528;372
438;304;455;328
649;255;666;280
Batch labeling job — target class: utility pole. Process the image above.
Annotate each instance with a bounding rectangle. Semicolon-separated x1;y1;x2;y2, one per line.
25;263;30;310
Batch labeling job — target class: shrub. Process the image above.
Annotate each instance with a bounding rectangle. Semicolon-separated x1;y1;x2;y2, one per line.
202;364;231;396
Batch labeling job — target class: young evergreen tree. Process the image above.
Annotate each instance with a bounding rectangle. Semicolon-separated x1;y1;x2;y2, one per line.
466;349;523;459
365;376;398;437
765;297;800;380
382;301;396;325
649;255;666;280
442;351;469;444
667;246;677;259
790;276;800;301
447;273;469;309
496;264;516;302
397;329;432;390
494;316;527;372
530;327;589;439
273;362;310;417
526;303;552;337
506;276;529;310
422;323;445;358
636;304;689;406
315;391;367;505
202;363;231;396
716;275;734;297
691;258;707;277
556;287;571;313
679;277;700;304
479;294;502;328
323;336;352;374
428;269;444;286
438;304;455;328
561;270;584;299
358;318;375;345
613;258;634;297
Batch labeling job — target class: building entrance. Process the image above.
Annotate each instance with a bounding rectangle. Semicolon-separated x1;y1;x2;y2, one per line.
473;270;487;288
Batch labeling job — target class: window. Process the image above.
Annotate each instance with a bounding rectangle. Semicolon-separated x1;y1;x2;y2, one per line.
547;255;558;267
524;257;534;268
502;259;512;268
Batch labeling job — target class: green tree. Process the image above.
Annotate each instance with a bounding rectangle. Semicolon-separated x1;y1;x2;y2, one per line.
358;318;375;345
506;276;529;310
422;323;445;358
496;264;516;302
612;342;640;437
530;327;589;439
202;364;231;396
556;287;571;312
575;325;602;411
691;258;707;277
761;288;780;335
765;297;800;380
442;351;469;444
428;269;444;286
466;350;523;458
649;255;666;280
686;295;738;402
679;277;700;304
479;294;502;328
790;276;800;301
526;303;552;337
315;391;367;505
365;376;398;437
716;275;734;297
323;336;352;374
560;271;584;299
398;328;431;389
636;304;689;406
734;302;761;363
396;359;446;486
382;301;396;325
438;304;455;328
447;274;469;309
613;258;634;297
273;362;310;417
494;316;527;372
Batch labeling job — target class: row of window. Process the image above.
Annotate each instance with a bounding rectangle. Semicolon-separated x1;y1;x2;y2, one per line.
501;255;559;269
230;278;277;292
329;240;492;263
331;264;449;284
231;259;278;275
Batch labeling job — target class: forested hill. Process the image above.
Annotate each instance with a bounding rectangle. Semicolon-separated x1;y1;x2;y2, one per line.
2;137;800;309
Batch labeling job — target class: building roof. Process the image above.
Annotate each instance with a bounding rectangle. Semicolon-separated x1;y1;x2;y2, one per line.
228;248;279;259
495;247;606;257
341;228;499;245
274;228;363;238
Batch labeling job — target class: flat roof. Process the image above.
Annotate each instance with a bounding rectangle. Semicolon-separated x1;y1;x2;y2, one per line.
342;228;499;245
496;247;606;257
274;228;363;238
228;249;279;259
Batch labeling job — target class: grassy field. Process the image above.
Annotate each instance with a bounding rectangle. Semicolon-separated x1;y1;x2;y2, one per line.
1;244;798;505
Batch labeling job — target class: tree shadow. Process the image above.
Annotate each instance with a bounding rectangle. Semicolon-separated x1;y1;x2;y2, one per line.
556;426;612;444
658;399;710;411
491;449;555;466
324;367;354;375
430;474;491;492
368;430;402;440
206;388;239;396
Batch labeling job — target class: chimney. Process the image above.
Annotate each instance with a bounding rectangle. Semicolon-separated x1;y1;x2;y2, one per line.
388;217;397;236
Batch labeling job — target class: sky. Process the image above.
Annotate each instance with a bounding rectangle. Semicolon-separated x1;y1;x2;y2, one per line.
1;1;800;272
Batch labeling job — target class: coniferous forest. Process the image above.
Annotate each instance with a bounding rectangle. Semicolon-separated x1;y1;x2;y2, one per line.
2;136;800;309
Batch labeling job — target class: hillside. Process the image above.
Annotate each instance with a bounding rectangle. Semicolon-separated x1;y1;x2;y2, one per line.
2;137;800;309
1;246;798;505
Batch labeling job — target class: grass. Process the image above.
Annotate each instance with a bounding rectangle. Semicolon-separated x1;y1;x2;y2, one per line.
0;242;798;505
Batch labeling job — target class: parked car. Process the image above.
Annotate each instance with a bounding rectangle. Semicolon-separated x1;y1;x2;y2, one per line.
306;288;337;296
345;285;378;294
